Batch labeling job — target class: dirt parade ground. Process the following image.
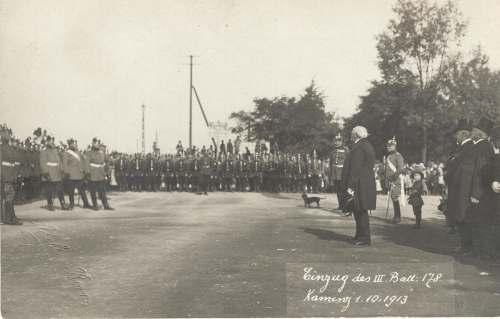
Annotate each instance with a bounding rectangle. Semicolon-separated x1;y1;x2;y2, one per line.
2;191;500;318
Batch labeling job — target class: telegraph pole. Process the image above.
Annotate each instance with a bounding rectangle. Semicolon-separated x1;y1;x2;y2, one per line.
142;104;145;155
189;55;193;150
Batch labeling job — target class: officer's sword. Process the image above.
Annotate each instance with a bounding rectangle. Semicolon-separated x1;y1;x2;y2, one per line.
385;182;394;223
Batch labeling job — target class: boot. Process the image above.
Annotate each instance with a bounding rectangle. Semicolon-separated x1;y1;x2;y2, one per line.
91;194;99;211
7;202;23;225
47;197;55;211
412;219;421;229
1;203;9;224
60;201;70;211
392;201;401;223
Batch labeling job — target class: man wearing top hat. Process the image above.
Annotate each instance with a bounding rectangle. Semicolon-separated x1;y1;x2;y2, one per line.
466;116;496;259
444;119;474;235
84;137;114;211
62;138;91;210
1;124;23;225
330;134;349;207
489;125;500;253
385;136;405;223
40;134;70;211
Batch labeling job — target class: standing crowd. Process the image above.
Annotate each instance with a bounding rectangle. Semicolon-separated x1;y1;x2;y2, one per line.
2;117;500;261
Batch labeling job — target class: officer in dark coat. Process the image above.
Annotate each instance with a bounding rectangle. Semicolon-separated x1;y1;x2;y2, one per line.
385;137;405;223
31;143;43;199
161;154;175;192
264;154;279;193
199;151;213;195
249;154;264;192
235;154;249;192
40;134;70;211
131;153;145;192
84;137;114;211
307;150;322;194
445;119;474;237
468;117;496;259
62;138;91;209
227;139;234;155
115;152;130;192
330;134;349;207
145;153;160;192
293;154;307;193
221;153;235;192
175;152;189;192
1;124;22;225
280;154;293;193
210;152;221;192
188;154;201;193
341;126;377;246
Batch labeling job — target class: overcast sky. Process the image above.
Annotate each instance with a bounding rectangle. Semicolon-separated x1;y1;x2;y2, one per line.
1;0;499;154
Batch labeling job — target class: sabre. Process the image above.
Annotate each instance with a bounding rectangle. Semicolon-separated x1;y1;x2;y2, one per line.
385;182;394;223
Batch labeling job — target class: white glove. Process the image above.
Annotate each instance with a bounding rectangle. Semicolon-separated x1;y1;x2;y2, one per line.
492;181;500;193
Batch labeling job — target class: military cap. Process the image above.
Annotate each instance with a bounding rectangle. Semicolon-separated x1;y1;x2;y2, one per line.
387;136;397;146
92;137;101;144
1;124;12;133
67;138;77;145
335;133;343;141
46;134;55;142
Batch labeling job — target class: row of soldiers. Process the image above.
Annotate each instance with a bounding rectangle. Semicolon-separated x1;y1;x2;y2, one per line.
1;125;349;225
1;125;115;225
111;135;348;198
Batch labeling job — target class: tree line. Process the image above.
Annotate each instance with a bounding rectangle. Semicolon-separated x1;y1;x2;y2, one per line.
230;0;500;164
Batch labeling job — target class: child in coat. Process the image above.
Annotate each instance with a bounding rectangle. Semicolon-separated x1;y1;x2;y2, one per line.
408;171;425;229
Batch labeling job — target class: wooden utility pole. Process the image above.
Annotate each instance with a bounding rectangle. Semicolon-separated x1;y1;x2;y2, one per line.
189;55;193;150
141;104;145;155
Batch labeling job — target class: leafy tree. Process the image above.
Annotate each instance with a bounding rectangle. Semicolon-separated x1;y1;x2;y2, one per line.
375;0;467;163
230;81;340;158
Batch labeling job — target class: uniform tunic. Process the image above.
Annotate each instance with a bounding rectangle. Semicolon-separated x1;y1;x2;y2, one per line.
329;146;349;181
84;149;106;181
62;149;85;180
40;147;63;182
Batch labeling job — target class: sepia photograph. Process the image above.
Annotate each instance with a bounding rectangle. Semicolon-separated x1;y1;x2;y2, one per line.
1;0;500;318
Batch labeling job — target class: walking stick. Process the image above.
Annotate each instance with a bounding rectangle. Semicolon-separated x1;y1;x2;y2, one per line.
20;180;24;205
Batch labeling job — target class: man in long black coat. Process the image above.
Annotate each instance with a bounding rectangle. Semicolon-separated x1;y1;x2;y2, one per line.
468;117;496;259
340;126;377;246
444;119;474;235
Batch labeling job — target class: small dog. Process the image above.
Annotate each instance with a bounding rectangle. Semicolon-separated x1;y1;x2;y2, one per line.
302;193;326;207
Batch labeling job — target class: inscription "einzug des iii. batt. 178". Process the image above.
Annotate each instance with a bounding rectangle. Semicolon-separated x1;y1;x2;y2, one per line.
286;263;454;317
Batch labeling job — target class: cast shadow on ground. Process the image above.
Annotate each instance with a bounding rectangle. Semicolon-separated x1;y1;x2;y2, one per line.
298;227;350;243
368;213;500;283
